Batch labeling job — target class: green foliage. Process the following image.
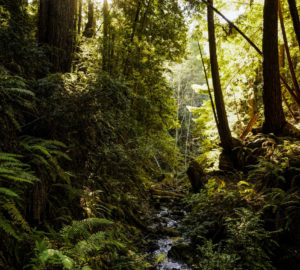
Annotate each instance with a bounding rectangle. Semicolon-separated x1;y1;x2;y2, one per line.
196;240;240;270
28;239;74;270
182;177;277;270
20;136;72;184
0;69;36;137
28;218;146;270
0;152;37;240
60;218;114;242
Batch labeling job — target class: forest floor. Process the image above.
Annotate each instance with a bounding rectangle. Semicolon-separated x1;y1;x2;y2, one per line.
142;133;300;270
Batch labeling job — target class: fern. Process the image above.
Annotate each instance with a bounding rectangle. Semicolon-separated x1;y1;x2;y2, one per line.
0;70;36;131
0;152;38;183
28;240;74;270
20;136;71;184
0;152;36;239
1;201;31;232
0;214;20;240
0;187;19;198
39;249;74;269
75;231;107;255
61;217;114;241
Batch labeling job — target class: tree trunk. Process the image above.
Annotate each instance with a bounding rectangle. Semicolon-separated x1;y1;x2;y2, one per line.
262;0;286;133
38;0;77;73
78;0;82;34
287;0;300;49
207;0;233;153
102;0;110;72
83;0;95;38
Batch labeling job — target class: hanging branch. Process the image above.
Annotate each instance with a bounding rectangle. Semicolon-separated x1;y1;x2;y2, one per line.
201;0;300;108
278;0;300;99
201;0;262;55
197;41;219;129
287;0;300;50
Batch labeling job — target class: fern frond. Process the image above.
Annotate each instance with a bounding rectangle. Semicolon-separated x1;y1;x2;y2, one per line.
75;232;106;255
0;153;23;161
42;139;67;149
0;187;19;198
2;201;31;232
0;214;20;240
39;249;74;269
49;150;71;161
0;174;35;184
5;87;35;97
29;145;52;158
61;218;114;241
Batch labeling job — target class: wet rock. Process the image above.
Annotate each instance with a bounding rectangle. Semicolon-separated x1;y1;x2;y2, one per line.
147;240;160;252
168;242;193;265
171;210;185;217
161;227;180;237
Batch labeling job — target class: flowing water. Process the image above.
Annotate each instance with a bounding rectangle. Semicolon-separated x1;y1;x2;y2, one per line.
151;206;192;270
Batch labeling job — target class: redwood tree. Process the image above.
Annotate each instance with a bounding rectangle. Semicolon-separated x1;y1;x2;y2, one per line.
78;0;82;34
83;0;95;38
262;0;286;133
102;0;110;72
38;0;77;73
207;0;233;153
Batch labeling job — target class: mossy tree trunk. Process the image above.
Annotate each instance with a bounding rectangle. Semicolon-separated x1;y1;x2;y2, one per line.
262;0;286;133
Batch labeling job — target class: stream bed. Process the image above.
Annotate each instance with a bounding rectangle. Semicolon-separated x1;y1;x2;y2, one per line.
149;205;192;270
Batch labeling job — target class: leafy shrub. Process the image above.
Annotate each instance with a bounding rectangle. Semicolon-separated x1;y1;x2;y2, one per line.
28;218;147;270
182;178;276;270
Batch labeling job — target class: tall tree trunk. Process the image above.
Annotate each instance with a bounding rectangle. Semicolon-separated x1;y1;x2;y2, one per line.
207;0;233;153
287;0;300;49
39;0;77;73
78;0;82;34
123;1;142;76
262;0;286;133
102;0;110;72
83;0;95;38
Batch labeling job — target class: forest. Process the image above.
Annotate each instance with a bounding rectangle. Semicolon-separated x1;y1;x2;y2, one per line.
0;0;300;269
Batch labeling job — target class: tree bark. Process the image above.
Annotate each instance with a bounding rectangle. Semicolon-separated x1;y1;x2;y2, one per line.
38;0;77;73
262;0;286;133
207;0;233;153
287;0;300;49
83;0;95;38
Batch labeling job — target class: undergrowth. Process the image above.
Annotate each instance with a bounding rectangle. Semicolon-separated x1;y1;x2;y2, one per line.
182;139;300;269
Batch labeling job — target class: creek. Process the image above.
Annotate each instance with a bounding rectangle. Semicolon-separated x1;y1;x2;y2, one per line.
148;204;192;270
